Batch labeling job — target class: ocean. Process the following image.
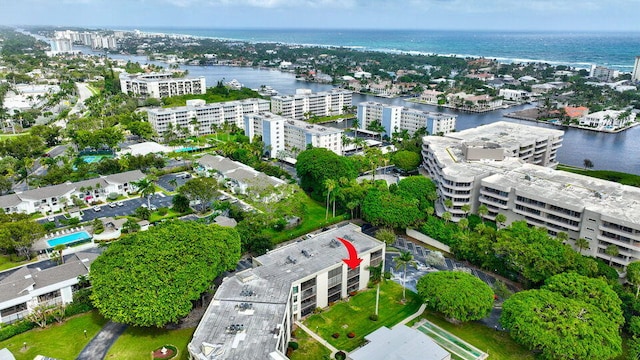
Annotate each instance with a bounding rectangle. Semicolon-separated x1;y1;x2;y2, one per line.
124;28;640;72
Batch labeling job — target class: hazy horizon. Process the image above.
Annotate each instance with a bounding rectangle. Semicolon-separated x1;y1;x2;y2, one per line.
2;0;639;32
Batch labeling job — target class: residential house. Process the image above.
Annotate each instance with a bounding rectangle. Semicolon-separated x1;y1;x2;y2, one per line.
0;252;98;324
0;170;145;215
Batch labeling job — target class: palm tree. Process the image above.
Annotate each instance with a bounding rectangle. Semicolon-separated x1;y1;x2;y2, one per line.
575;238;590;255
605;244;619;266
168;178;178;189
444;198;453;209
458;218;469;233
395;251;417;302
477;204;489;222
442;211;452;223
133;178;156;208
495;213;507;228
324;178;337;220
556;232;569;244
461;204;471;217
53;244;65;265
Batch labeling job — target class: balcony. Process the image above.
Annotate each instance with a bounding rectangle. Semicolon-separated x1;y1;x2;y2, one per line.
598;225;640;241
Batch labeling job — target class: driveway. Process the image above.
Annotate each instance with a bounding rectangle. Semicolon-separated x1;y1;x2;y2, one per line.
76;321;128;360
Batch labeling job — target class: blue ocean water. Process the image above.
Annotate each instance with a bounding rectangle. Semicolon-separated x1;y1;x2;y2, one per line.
127;28;640;71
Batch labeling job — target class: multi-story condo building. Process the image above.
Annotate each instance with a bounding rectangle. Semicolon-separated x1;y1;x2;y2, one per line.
270;89;352;120
422;122;640;270
357;102;456;138
147;99;270;138
633;56;640;83
119;72;206;98
187;223;384;360
244;112;343;157
590;65;616;82
446;121;563;167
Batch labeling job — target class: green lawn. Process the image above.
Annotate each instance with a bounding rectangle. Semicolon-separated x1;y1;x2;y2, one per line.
86;84;100;95
265;195;349;244
304;281;422;352
149;208;186;223
0;132;29;139
308;114;354;124
416;312;535;360
0;254;36;272
0;311;107;360
105;326;195;360
289;327;332;360
558;164;640;187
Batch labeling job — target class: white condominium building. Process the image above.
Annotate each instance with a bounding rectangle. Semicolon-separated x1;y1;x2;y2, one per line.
446;121;563;167
244;112;343;158
633;56;640;83
270;89;352;120
188;224;384;360
422;123;640;270
119;72;206;98
357;102;456;138
147;98;270;138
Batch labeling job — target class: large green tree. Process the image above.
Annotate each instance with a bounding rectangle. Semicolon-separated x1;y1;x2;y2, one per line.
395;176;437;210
416;271;494;322
178;177;219;213
362;188;424;228
296;147;357;201
0;213;45;259
90;221;241;327
392;150;421;172
501;272;623;360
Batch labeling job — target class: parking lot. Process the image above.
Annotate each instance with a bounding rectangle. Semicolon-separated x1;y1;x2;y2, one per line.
156;172;192;192
38;194;175;227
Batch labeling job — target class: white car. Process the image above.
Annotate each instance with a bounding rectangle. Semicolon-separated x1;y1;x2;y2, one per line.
93;206;101;212
47;216;55;222
116;201;124;206
149;205;158;211
109;203;116;208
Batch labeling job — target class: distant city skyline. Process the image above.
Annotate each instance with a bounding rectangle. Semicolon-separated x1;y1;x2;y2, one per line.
1;0;639;32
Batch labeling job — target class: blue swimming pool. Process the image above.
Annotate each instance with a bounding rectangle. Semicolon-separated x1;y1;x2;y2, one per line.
175;147;199;153
47;231;92;248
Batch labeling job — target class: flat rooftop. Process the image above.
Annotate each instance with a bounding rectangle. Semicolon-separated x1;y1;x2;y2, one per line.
483;163;640;224
254;223;382;284
424;136;524;180
189;223;383;360
447;121;563;149
148;98;268;114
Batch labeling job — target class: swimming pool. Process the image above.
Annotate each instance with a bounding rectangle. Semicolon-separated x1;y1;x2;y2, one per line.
47;231;92;248
175;147;199;153
80;155;113;164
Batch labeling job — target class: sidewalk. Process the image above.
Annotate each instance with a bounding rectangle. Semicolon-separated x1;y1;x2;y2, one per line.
394;303;427;328
294;321;339;356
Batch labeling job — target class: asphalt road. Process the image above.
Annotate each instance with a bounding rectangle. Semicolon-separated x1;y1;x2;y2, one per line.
156;172;191;192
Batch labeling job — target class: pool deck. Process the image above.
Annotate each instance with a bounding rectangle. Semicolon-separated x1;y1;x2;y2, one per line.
33;228;94;252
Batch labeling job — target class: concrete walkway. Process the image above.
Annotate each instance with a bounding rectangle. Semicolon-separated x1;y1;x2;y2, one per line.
76;321;128;360
395;303;427;328
295;321;340;356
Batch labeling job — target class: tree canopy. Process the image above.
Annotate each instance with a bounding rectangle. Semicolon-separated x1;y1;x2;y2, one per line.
392;150;421;172
296;147;357;201
501;272;623;360
416;271;494;322
90;221;241;327
362;188;425;229
177;177;219;212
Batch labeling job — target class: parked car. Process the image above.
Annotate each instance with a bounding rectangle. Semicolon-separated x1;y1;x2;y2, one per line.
93;206;101;212
116;201;124;206
47;216;55;222
149;205;158;211
109;203;117;208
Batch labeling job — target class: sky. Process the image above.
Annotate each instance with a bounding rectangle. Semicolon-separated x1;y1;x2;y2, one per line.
1;0;639;32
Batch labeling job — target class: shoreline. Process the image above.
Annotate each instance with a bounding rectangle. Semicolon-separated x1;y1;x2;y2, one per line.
108;27;635;72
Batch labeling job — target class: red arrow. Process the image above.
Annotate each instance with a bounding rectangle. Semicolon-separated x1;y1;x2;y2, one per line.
337;237;363;269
